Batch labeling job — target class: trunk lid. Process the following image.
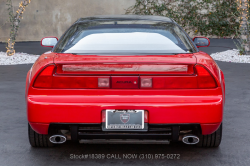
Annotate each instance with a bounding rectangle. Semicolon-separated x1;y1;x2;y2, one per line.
50;53;201;89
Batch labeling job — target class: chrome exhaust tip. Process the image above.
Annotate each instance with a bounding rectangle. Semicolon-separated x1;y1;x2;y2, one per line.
49;135;67;144
182;135;199;145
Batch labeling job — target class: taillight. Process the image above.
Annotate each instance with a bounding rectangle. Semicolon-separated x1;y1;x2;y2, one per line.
141;76;198;89
33;65;55;88
34;65;108;89
195;65;217;88
140;65;217;89
52;76;99;89
33;64;217;89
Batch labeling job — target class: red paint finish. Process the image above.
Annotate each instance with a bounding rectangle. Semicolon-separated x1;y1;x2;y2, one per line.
27;87;223;134
200;123;221;135
29;122;50;135
26;51;225;136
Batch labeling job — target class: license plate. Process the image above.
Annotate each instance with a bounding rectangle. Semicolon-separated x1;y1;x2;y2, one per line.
105;110;144;130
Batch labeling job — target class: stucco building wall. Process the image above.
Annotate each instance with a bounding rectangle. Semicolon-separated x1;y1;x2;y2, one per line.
0;0;136;42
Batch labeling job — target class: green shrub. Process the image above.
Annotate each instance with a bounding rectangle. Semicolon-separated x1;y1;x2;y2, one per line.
126;0;240;37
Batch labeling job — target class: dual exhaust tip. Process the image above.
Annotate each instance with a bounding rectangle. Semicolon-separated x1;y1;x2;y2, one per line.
49;134;199;145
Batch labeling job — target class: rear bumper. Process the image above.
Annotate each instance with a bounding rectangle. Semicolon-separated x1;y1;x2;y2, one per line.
29;122;221;139
27;89;223;135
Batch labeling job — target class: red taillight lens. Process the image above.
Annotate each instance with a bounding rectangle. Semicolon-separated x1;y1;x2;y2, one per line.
152;76;198;89
141;78;152;88
39;65;55;76
33;65;55;88
140;65;217;89
195;65;217;88
33;64;217;89
34;65;110;89
52;77;98;89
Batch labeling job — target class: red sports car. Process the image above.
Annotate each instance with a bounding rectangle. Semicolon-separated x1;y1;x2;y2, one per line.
26;15;224;147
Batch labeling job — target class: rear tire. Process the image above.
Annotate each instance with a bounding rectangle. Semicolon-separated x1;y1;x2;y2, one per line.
196;123;222;147
28;124;54;147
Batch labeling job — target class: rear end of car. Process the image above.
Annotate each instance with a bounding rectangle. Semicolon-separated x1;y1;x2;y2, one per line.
26;15;224;147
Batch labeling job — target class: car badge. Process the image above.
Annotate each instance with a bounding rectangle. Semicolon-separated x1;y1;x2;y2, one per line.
120;114;130;123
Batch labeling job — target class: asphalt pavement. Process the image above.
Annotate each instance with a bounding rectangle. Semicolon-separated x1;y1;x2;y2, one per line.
0;42;52;55
0;38;238;55
1;39;250;166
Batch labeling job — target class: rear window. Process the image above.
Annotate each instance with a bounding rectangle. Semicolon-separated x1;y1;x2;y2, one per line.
53;20;195;54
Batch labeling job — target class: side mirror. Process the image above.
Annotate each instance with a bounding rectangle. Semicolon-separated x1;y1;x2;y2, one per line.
41;37;58;48
193;37;210;48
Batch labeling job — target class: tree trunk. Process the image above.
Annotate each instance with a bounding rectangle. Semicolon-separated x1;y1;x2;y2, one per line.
7;0;31;56
239;0;250;55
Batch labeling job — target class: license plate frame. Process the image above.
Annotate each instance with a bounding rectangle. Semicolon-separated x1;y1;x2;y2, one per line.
103;109;145;131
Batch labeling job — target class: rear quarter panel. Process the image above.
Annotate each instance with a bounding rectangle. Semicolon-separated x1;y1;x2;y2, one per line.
195;50;225;113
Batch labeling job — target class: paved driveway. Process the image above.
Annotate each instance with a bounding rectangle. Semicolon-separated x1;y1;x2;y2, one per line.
0;40;249;166
0;38;238;55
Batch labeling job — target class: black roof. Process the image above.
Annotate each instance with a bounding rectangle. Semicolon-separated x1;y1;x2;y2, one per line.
77;15;173;23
